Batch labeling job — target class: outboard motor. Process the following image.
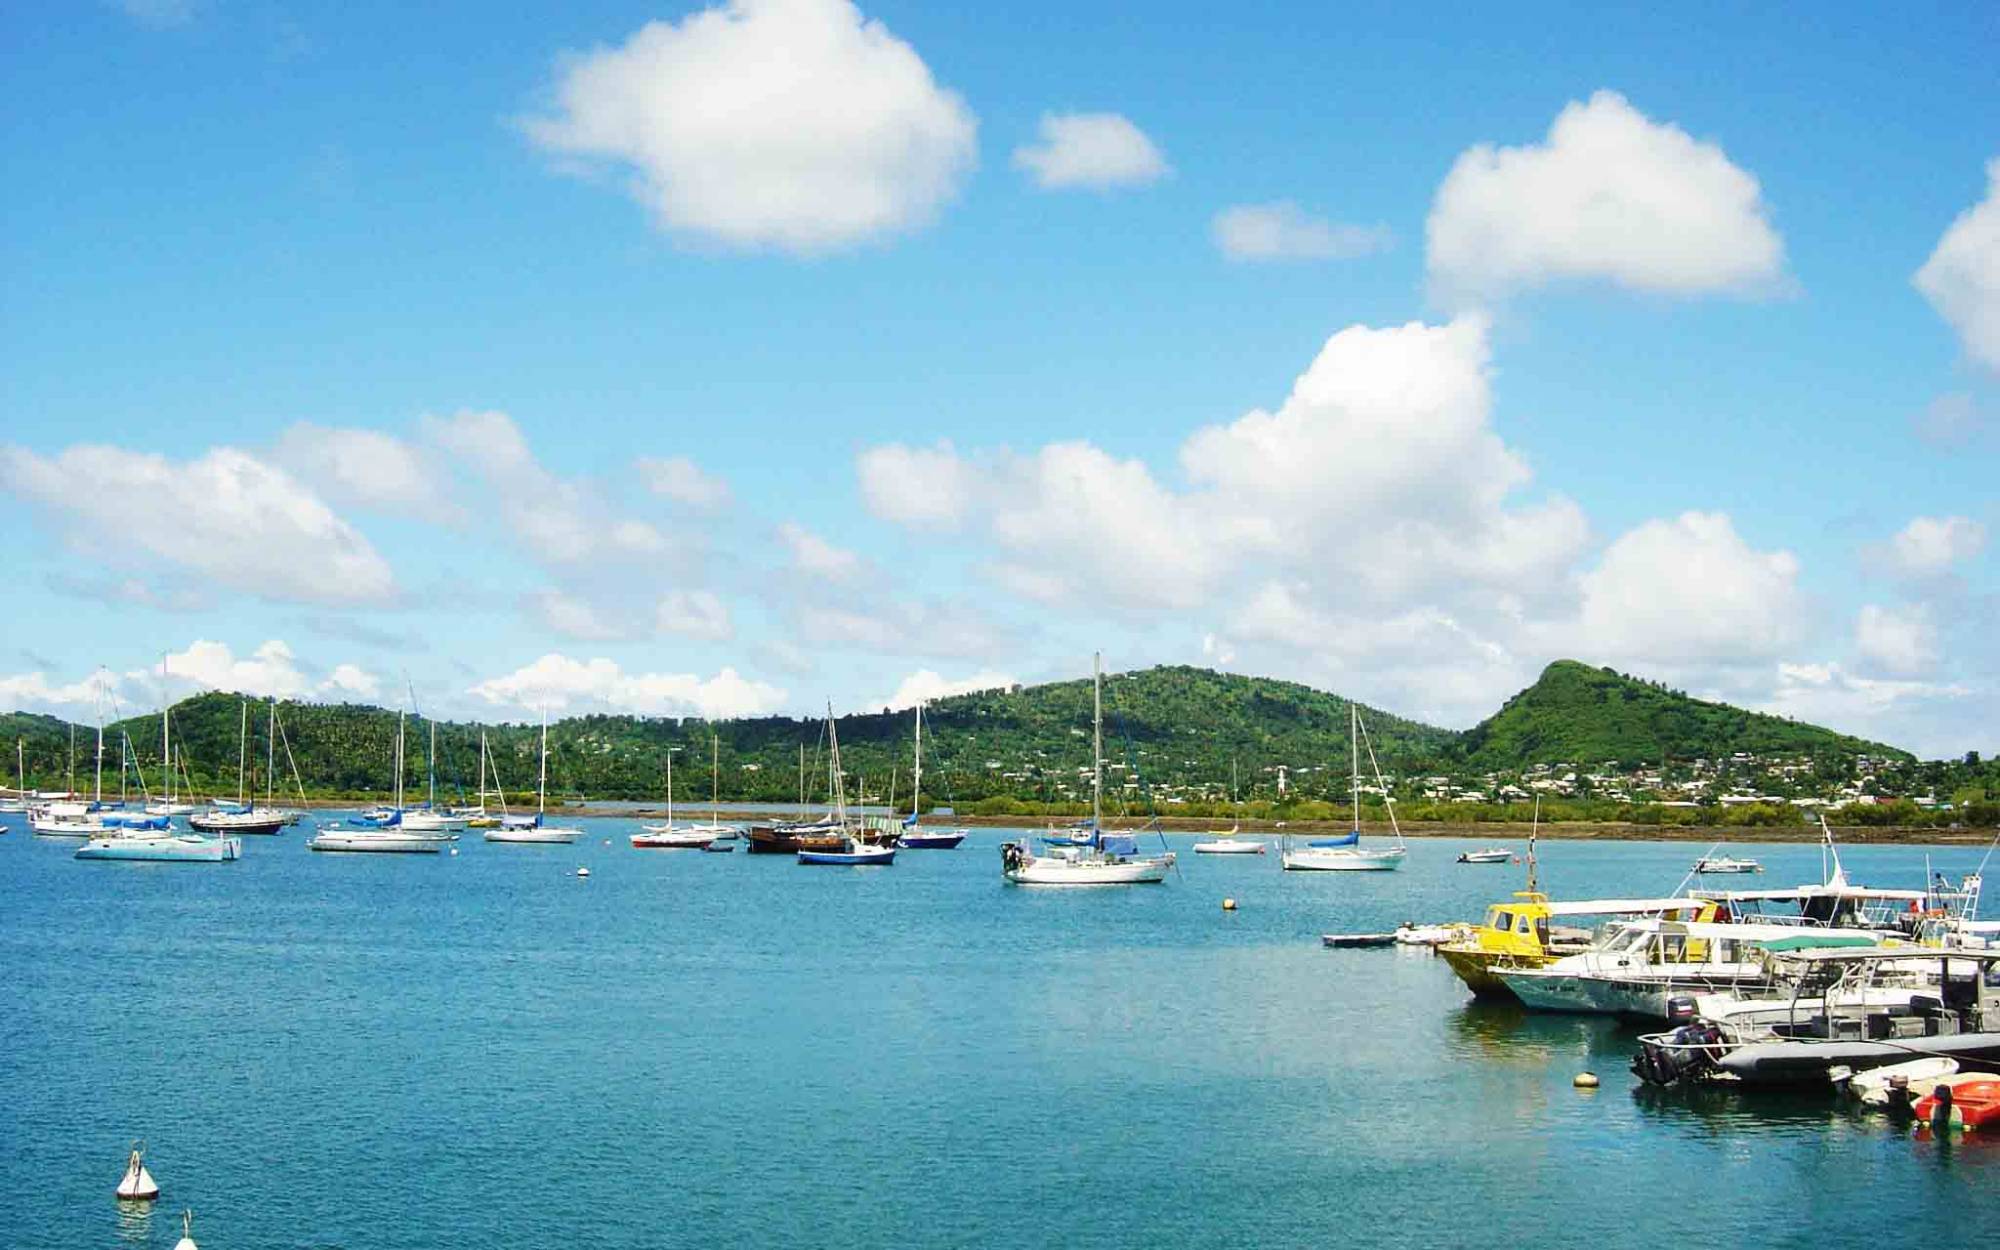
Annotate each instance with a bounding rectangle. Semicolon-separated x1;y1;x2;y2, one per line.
1664;996;1698;1027
1930;1084;1955;1135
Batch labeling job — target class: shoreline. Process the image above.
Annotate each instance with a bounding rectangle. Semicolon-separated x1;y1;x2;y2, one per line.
273;798;1995;844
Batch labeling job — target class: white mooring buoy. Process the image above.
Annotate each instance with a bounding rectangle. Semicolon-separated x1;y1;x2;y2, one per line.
116;1143;159;1201
576;866;590;878
1574;1072;1601;1089
173;1208;199;1250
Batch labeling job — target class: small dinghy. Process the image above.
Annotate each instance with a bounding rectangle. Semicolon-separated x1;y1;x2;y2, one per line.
1457;848;1512;864
1322;932;1398;949
1841;1057;1959;1106
1395;922;1472;946
116;1144;159;1201
702;841;736;853
1914;1077;2000;1131
1193;839;1265;855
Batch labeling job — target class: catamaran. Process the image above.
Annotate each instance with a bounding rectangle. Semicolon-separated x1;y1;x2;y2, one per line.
485;705;583;844
1000;655;1174;885
897;701;968;849
1281;704;1406;871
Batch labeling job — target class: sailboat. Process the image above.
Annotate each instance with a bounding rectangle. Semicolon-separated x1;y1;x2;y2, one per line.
632;747;719;849
1281;704;1406;871
748;739;844;853
485;705;583;843
80;681;239;862
307;713;441;852
1195;758;1264;854
797;711;895;865
401;719;469;832
1000;655;1175;885
459;732;504;827
897;701;968;849
189;700;288;834
1;739;25;813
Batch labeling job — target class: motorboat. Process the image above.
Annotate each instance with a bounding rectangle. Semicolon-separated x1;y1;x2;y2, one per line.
485;706;584;844
76;831;241;862
1194;838;1266;854
1457;848;1513;864
1322;932;1398;948
1694;855;1763;874
1438;892;1708;1001
1396;922;1473;946
307;829;441;853
798;839;896;866
29;801;114;837
1000;656;1174;887
1634;947;2000;1086
1498;919;1878;1020
1280;705;1405;872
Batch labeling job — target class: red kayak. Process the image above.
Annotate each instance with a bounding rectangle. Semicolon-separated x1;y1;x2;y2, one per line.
1914;1078;2000;1130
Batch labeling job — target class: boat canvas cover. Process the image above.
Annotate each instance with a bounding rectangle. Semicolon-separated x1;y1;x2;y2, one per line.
1692;886;1928;903
1098;834;1138;856
1309;832;1361;847
1543;898;1704;918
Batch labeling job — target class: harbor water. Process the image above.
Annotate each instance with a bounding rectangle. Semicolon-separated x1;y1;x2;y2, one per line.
1;824;1993;1247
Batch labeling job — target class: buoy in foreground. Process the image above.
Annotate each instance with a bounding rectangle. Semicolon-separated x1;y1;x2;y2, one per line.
1221;897;1238;911
174;1209;199;1250
116;1144;159;1201
1574;1072;1601;1089
576;866;590;878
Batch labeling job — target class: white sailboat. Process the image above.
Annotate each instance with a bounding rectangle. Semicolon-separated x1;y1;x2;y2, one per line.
633;747;718;848
1000;655;1174;885
1282;704;1406;871
486;705;583;843
189;699;288;834
1194;758;1264;854
401;720;470;832
796;711;895;865
144;655;197;815
308;713;442;852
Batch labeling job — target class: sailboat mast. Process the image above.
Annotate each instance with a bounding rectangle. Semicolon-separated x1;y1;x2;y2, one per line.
538;705;549;818
93;674;104;804
160;653;172;806
67;723;76;798
665;748;675;827
1526;795;1541;894
236;698;248;807
1350;703;1359;833
266;698;276;807
428;720;437;809
711;733;719;826
1092;653;1103;835
912;702;923;819
828;705;847;822
395;710;405;810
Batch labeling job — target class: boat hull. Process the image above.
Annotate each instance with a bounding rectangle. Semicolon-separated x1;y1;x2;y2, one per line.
1194;840;1266;854
897;831;967;849
75;835;241;862
1720;1035;2000;1085
1282;847;1405;871
1438;945;1542;1001
307;833;441;853
1457;850;1512;864
1003;855;1173;885
1501;970;1776;1021
187;812;288;834
485;827;583;844
797;846;896;865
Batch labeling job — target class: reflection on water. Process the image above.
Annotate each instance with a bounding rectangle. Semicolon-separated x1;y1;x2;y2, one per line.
113;1199;152;1245
1444;1001;1620;1064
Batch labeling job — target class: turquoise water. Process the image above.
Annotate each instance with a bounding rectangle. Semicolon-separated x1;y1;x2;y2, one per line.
2;824;1993;1248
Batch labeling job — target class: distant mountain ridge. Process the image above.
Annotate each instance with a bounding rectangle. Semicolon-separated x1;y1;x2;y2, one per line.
0;660;1915;801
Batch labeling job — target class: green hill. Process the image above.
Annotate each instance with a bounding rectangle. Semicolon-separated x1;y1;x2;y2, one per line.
1455;660;1910;770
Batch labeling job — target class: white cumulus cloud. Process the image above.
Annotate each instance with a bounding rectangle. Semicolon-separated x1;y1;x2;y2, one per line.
867;668;1015;712
1577;512;1804;665
1865;514;1988;581
0;444;398;605
1914;157;2000;373
1212;202;1391;262
778;521;866;583
1853;603;1938;677
657;589;733;641
635;455;732;511
467;653;786;719
1013;111;1168;190
856;440;970;526
523;0;977;253
1426;90;1785;305
272;422;457;522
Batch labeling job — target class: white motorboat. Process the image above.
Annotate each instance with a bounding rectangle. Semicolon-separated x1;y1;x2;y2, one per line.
1281;705;1406;872
1694;856;1763;874
77;831;241;862
1194;838;1266;855
1457;848;1513;864
1841;1057;1961;1106
308;829;441;853
1000;655;1174;887
29;801;113;837
1503;919;1880;1020
486;706;583;844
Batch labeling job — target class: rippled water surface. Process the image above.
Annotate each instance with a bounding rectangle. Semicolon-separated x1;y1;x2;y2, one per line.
2;825;1994;1247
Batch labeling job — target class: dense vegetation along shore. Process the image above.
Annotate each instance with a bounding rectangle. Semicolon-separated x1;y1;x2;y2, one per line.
5;659;1994;826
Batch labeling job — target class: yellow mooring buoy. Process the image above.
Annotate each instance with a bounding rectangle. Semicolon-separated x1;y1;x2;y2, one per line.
1222;897;1238;912
1574;1072;1601;1089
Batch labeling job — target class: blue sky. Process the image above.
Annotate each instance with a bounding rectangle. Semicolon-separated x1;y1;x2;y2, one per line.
2;0;1995;756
